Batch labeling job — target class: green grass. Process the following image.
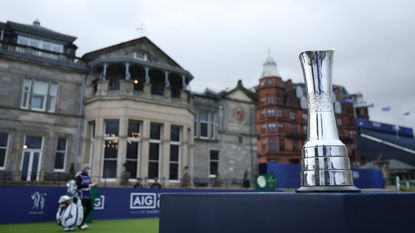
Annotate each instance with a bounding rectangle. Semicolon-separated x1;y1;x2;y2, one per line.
0;218;159;233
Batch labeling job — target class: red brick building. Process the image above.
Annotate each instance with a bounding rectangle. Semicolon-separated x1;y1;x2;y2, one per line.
255;55;363;172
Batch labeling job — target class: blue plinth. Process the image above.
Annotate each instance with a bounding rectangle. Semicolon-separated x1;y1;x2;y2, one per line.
159;192;415;233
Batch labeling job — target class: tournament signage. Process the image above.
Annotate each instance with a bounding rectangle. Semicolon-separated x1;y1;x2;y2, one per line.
130;193;159;209
129;193;161;216
94;195;105;210
0;186;258;224
29;191;47;215
255;175;277;190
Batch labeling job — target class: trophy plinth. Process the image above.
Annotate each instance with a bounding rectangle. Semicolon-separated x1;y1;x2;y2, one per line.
296;50;360;192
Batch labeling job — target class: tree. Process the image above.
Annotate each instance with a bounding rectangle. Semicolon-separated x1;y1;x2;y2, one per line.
181;166;192;187
68;163;76;180
213;173;222;187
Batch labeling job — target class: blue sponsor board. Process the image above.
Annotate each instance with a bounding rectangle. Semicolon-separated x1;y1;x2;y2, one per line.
0;186;65;224
0;168;384;224
0;186;256;224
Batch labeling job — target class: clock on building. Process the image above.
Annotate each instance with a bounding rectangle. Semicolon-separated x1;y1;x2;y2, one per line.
233;107;245;122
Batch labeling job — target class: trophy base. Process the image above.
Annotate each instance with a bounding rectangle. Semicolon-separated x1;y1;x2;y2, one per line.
296;185;361;193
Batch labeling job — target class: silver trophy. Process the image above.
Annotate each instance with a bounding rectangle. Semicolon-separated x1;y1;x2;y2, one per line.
297;50;360;192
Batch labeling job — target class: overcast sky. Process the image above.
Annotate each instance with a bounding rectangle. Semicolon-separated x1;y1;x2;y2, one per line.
2;0;415;129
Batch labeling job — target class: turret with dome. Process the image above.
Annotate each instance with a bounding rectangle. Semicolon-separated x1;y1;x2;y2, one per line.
261;52;281;78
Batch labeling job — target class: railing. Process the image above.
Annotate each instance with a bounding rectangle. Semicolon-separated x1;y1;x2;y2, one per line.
0;171;251;189
0;41;87;69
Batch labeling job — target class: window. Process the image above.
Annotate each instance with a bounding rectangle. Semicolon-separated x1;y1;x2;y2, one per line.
289;112;296;120
103;119;119;178
291;124;297;135
25;136;42;149
267;109;275;118
336;118;343;126
266;79;273;85
269;138;277;153
105;119;120;137
238;135;243;143
21;79;58;112
54;138;67;171
198;112;209;138
134;50;149;61
126;120;141;178
194;114;197;136
0;132;9;169
302;113;308;121
279;138;285;151
169;126;180;180
21;80;31;109
17;35;63;53
17;36;29;46
260;110;266;120
262;139;267;153
148;123;161;179
21;136;43;181
278;123;284;133
261;124;267;134
209;150;219;176
266;96;276;104
195;111;217;140
48;84;57;112
211;113;217;139
293;139;298;151
31;81;48;110
303;125;308;135
268;123;276;132
276;110;283;118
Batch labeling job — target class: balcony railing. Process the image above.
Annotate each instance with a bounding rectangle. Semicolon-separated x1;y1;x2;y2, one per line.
0;41;87;69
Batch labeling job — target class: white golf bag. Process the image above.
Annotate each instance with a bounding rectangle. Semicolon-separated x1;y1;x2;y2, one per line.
56;180;84;229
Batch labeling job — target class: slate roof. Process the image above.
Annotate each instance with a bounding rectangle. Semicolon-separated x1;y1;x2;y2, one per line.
4;20;77;43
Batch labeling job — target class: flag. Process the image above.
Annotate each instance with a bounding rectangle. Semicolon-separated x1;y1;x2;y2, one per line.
366;103;374;108
381;107;390;112
403;112;410;116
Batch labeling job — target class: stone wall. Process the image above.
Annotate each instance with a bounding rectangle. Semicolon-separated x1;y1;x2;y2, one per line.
0;56;84;180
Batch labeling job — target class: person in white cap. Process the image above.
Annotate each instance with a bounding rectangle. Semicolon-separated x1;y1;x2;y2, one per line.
75;164;92;230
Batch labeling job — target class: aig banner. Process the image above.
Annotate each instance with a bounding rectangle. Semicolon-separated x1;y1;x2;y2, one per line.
0;186;255;224
94;189;162;220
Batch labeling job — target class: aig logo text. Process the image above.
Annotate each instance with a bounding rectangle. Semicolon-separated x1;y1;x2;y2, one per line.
130;193;158;209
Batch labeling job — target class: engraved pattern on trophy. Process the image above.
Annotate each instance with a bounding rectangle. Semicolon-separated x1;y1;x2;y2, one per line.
308;92;334;113
297;50;360;192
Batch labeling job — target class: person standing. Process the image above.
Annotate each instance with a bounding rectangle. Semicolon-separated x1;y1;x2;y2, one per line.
150;177;162;189
134;177;144;188
76;164;93;230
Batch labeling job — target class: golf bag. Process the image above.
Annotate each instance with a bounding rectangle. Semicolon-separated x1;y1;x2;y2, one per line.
56;180;84;229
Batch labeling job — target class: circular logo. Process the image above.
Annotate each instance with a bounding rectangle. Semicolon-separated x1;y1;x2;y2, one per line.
256;175;266;188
